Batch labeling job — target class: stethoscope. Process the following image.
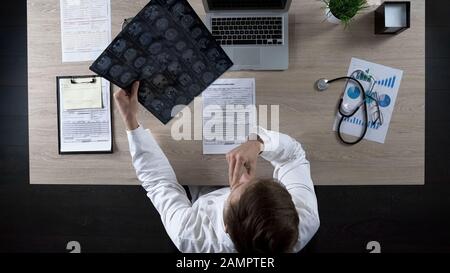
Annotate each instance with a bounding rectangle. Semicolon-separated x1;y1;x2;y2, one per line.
315;70;382;145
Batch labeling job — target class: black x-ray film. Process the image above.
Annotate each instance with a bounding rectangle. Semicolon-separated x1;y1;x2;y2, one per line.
90;0;233;124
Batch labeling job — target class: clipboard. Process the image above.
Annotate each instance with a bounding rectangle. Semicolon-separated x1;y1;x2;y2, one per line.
56;75;113;154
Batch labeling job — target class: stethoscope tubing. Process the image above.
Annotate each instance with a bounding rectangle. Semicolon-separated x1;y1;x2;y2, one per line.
328;76;369;145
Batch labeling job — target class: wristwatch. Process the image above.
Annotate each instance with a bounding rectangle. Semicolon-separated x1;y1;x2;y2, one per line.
246;133;264;154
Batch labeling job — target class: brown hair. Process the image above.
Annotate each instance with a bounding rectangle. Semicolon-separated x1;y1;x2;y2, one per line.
224;178;299;253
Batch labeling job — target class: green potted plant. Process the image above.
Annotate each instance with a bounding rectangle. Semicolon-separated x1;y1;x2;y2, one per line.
322;0;368;27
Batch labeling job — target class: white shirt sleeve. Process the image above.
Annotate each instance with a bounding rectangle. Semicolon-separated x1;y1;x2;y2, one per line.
127;126;237;253
256;127;320;252
127;126;194;250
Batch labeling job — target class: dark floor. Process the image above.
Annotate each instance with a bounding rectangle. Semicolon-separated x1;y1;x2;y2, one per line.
0;1;449;253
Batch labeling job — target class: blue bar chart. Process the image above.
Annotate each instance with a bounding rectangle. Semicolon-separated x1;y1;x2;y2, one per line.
376;76;396;89
342;116;380;130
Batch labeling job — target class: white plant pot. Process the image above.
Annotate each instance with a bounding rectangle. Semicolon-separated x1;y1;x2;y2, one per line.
325;8;342;24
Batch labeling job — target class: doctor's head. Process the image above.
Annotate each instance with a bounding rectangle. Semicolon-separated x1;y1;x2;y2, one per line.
223;177;299;253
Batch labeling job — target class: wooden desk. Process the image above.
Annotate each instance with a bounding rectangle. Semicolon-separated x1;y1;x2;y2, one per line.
28;0;424;185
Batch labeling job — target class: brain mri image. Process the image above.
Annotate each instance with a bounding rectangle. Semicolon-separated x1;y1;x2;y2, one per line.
165;86;178;99
139;32;153;46
112;39;127;54
143;5;161;21
202;72;215;85
156;51;172;67
188;84;201;97
94;55;112;72
175;41;187;51
156;18;170;31
175;96;188;105
148;42;163;55
134;56;147;69
152;74;169;89
150;99;165;113
178;73;192;87
90;0;233;124
197;38;210;50
141;62;159;78
171;2;186;16
192;61;206;74
182;49;195;63
168;61;182;75
109;65;124;78
165;28;179;41
120;72;136;86
127;21;145;37
180;15;195;28
124;48;138;62
207;48;220;61
191;27;202;39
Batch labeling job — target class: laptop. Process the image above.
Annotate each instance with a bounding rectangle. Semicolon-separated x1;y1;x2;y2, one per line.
203;0;292;70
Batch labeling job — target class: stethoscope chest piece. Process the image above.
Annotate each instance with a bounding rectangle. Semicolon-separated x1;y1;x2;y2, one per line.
315;78;329;91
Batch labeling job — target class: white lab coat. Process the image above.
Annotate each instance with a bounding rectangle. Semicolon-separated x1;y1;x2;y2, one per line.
127;126;320;253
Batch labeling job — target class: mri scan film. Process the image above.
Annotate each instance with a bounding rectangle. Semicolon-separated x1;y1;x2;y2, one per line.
90;0;233;124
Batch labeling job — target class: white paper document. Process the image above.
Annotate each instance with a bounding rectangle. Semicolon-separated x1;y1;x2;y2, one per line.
333;58;403;143
61;77;103;110
60;0;111;62
59;78;112;153
202;78;256;154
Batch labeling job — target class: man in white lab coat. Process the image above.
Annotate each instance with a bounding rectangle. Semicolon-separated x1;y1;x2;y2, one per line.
114;82;320;253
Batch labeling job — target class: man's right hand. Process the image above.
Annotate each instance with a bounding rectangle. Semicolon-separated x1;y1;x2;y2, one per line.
114;81;140;131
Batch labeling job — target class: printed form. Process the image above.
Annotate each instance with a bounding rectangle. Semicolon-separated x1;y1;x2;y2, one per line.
59;78;112;153
202;78;256;154
60;0;111;62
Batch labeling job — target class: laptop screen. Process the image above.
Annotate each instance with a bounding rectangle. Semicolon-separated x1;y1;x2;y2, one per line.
207;0;287;10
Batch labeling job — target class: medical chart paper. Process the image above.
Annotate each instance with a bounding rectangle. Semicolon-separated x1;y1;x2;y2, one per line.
60;0;111;62
202;78;256;154
333;58;403;143
61;77;102;110
58;78;112;153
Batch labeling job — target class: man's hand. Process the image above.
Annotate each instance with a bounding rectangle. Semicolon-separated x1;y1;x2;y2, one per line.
226;139;264;188
114;81;140;131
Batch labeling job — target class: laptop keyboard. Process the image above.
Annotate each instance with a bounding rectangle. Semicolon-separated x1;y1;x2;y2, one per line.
211;16;283;46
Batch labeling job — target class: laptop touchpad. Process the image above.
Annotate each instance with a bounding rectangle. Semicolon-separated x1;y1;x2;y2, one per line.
233;48;260;66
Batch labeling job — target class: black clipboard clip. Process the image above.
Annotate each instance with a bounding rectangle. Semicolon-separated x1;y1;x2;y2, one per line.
70;77;97;84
